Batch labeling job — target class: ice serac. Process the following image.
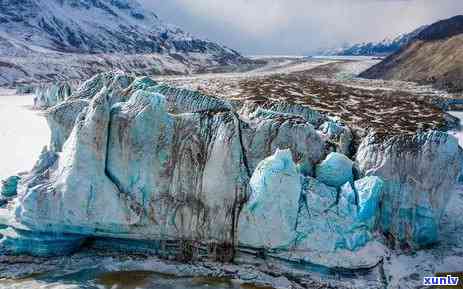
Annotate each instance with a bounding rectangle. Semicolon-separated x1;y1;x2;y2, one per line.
71;70;134;105
45;71;135;152
34;82;73;109
151;84;233;113
319;117;353;156
47;99;89;152
294;175;386;268
240;101;327;128
242;108;326;176
239;149;301;249
356;131;462;248
239;150;387;268
316;152;354;189
32;70;131;111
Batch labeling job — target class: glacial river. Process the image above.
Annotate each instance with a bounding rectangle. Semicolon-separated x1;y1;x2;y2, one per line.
0;270;259;289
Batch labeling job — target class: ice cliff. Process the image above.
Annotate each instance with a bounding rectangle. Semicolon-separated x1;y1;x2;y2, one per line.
356;132;462;249
1;71;461;269
34;82;73;109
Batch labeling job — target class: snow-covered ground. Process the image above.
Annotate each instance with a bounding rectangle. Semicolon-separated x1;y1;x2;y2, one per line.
0;90;49;180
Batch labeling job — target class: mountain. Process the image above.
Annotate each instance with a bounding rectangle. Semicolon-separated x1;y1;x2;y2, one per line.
0;0;248;86
321;26;427;56
360;15;463;93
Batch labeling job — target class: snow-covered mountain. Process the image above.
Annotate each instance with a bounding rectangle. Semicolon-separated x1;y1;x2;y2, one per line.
320;25;428;56
0;0;249;86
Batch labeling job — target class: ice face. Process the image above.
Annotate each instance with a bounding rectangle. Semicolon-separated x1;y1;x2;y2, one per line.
239;149;386;266
356;131;462;248
10;74;252;248
239;149;301;249
355;176;384;228
296;175;384;253
16;88;140;236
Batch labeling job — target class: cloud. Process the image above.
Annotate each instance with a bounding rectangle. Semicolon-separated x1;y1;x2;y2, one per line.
141;0;463;54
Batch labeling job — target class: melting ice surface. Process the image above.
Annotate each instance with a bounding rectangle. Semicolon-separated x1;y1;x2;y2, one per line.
0;90;50;180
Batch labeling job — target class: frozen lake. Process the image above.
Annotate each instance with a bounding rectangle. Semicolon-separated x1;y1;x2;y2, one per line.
0;90;50;180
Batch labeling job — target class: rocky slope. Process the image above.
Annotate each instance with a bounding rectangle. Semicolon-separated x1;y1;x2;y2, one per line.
0;0;249;86
0;71;461;274
360;15;463;93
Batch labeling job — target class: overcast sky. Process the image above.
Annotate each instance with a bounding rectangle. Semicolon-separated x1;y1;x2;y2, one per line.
141;0;463;55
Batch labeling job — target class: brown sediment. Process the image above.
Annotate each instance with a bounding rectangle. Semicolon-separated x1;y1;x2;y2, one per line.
162;65;451;140
238;71;449;136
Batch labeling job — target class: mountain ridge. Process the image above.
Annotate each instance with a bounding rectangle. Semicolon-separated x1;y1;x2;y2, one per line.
0;0;248;86
360;15;463;93
0;0;237;55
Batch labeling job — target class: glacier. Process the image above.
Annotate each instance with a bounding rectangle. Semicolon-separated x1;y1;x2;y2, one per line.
0;71;461;270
